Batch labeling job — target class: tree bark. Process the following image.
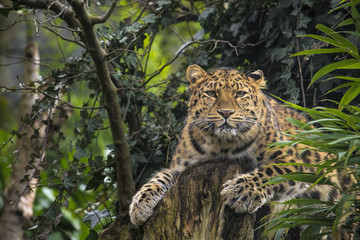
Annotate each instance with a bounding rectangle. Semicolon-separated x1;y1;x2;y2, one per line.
65;0;135;212
0;43;41;240
99;160;270;240
142;160;270;240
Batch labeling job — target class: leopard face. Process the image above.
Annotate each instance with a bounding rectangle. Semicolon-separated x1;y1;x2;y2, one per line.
186;65;267;141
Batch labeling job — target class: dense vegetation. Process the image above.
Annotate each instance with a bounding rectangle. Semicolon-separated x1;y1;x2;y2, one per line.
0;0;359;239
264;1;360;238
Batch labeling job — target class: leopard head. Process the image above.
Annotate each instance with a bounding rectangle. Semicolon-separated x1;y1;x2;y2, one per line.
186;65;267;140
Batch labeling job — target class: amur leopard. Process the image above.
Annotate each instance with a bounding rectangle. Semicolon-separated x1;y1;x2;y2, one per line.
129;65;350;226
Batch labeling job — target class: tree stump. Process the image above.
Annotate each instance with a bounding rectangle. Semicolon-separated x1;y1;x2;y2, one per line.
99;159;271;240
142;159;270;240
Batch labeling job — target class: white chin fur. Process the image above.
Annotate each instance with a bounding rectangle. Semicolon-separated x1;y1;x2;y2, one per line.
214;128;238;138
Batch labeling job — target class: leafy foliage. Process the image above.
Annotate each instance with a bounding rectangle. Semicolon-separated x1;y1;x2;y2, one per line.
264;1;360;238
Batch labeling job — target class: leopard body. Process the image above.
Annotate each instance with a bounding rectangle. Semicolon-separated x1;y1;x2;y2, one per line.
129;65;348;226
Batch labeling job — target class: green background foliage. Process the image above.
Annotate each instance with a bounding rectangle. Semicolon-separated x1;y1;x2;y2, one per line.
264;2;360;238
0;0;359;239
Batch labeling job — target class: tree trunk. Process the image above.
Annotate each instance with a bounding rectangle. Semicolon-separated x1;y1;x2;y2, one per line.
65;0;135;212
143;160;270;240
100;160;270;240
0;43;41;240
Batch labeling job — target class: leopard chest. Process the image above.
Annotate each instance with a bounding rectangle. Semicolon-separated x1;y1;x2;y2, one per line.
172;127;267;170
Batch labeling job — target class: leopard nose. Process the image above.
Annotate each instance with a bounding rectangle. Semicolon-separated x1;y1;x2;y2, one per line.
217;109;235;119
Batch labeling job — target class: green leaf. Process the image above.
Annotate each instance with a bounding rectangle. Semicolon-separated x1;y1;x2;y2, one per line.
315;24;358;54
63;176;75;190
345;140;360;164
323;108;360;125
305;118;344;127
336;30;360;41
74;146;88;160
328;135;360;145
326;82;355;94
337;61;360;69
85;230;98;240
85;176;102;190
300;225;324;240
300;34;348;49
279;172;333;185
335;194;356;220
336;18;355;28
141;13;157;24
333;76;360;82
124;22;142;33
309;59;360;87
283;198;333;205
274;228;286;240
125;53;138;68
329;0;360;13
351;5;360;32
131;152;148;163
285;117;313;130
291;48;345;57
339;83;360;106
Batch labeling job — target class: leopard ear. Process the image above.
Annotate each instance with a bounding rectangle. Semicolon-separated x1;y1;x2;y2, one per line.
247;70;266;89
186;65;207;86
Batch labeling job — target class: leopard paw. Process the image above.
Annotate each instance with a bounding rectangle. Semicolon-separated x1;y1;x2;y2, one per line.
129;169;177;225
129;190;163;226
221;173;271;213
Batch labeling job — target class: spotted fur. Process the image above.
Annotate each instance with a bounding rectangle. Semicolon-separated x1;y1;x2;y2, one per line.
129;65;349;226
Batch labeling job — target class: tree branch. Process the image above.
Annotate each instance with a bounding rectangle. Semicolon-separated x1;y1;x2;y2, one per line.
16;0;82;31
0;85;103;110
42;25;86;48
65;0;135;212
90;0;118;25
143;39;239;86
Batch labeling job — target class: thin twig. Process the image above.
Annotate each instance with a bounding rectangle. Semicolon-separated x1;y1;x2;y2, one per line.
0;57;53;69
0;19;20;31
297;54;306;107
169;26;186;43
131;0;149;25
42;25;86;48
0;86;103;110
295;4;306;108
141;33;156;85
38;1;68;24
143;39;239;86
48;21;82;32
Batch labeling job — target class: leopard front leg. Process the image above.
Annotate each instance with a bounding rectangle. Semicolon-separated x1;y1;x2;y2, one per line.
129;168;177;225
221;165;309;213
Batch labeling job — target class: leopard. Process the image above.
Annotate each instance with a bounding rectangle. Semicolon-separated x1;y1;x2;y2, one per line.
129;64;350;226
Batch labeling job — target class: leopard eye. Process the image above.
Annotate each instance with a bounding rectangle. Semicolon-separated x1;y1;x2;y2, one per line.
236;91;246;98
205;91;217;98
